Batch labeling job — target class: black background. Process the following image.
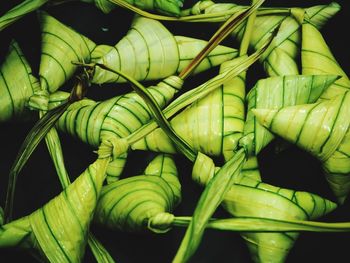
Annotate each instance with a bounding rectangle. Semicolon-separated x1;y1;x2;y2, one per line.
0;0;350;262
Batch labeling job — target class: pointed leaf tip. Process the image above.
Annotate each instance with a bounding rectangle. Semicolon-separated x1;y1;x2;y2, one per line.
251;108;278;129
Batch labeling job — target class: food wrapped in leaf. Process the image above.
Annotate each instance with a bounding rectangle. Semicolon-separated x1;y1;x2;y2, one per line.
302;22;350;100
186;1;341;76
0;41;40;122
124;4;336;165
57;75;183;183
131;74;338;158
88;24;253;260
82;0;184;16
224;177;337;263
91;16;238;84
192;154;337;263
241;74;339;156
173;148;246;263
128;55;263;180
0;0;184;32
56;3;257;183
126;20;274;183
0;140;114;262
166;66;337;261
253;91;350;204
0;0;48;31
39;11;96;93
131;56;245;158
95;154;181;233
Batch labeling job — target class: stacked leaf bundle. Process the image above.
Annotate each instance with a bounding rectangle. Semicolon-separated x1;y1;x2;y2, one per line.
0;0;349;263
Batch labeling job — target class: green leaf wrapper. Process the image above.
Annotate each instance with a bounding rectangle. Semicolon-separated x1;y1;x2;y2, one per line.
0;0;48;31
0;139;114;262
0;41;40;122
57;76;183;182
131;57;244;156
82;0;184;16
131;74;338;172
187;1;340;76
39;11;96;93
91;16;238;84
302;22;350;100
174;149;245;262
253;91;350;204
95;154;181;233
223;176;337;263
242;74;339;156
191;153;337;263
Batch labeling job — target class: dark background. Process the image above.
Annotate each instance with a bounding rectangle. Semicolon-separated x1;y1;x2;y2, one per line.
0;0;350;262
